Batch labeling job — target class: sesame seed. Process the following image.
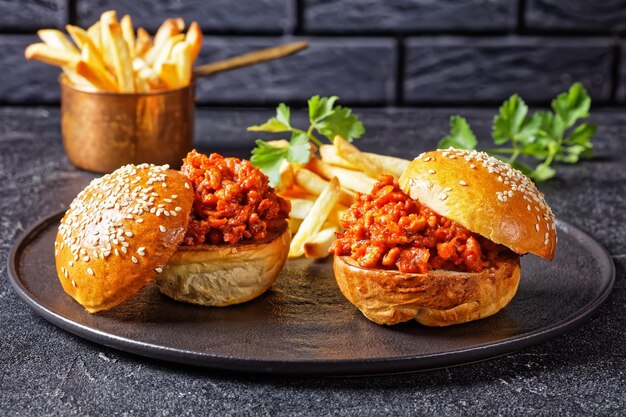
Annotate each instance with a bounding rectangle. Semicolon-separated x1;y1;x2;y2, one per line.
125;231;133;237
428;169;436;174
131;256;138;264
459;180;467;186
159;225;166;232
171;194;177;199
184;183;190;189
424;157;431;162
87;268;94;276
170;211;177;217
535;224;540;232
174;207;182;212
155;267;163;273
470;164;476;169
72;280;77;287
121;246;128;254
83;256;90;262
439;193;448;201
69;261;74;267
136;218;144;223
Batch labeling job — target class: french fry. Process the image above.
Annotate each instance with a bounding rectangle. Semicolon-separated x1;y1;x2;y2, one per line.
153;19;181;50
185;21;203;61
307;157;375;194
99;10;118;69
25;43;78;67
74;60;117;91
365;152;410;179
288;218;303;235
171;41;192;86
133;58;166;90
104;22;135;92
81;37;117;91
333;135;385;179
294;168;355;206
156;61;181;89
320;143;410;179
288;198;315;220
120;15;135;58
87;22;102;53
62;65;97;90
289;177;341;258
135;27;152;57
303;224;339;259
152;33;184;70
37;29;79;55
65;25;92;50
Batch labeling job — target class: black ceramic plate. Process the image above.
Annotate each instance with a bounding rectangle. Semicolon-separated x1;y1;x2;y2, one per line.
8;211;615;376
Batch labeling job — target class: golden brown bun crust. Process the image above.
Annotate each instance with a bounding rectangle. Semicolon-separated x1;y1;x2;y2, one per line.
157;223;290;306
334;254;521;326
399;149;556;260
55;164;194;313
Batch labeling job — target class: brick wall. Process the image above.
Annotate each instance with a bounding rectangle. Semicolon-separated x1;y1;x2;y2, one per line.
1;0;624;106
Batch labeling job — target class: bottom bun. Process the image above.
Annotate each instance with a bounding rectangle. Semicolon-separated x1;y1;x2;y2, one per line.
156;225;290;306
333;255;520;326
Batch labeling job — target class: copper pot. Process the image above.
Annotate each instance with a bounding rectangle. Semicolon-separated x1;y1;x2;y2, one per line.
60;76;194;173
59;41;309;173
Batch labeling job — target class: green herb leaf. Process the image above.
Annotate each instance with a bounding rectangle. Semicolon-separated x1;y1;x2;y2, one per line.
438;115;477;150
248;103;292;132
309;95;338;124
492;94;529;145
250;140;285;186
315;105;365;142
286;131;311;164
530;164;556;182
551;82;591;128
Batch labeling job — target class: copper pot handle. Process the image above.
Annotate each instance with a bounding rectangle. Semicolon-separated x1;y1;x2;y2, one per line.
193;41;309;77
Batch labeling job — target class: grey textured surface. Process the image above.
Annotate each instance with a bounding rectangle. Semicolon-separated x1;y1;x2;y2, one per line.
195;37;397;105
76;0;294;33
1;107;625;415
0;35;64;104
404;37;614;104
0;0;67;30
304;0;517;33
526;0;626;31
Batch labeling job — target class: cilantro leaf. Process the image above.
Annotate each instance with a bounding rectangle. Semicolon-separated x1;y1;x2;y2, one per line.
315;105;365;142
551;82;591;128
438;115;477;150
286;131;311;164
250;140;285;186
248;103;292;133
309;95;338;124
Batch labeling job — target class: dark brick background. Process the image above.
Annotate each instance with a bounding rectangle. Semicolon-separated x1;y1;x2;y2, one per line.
2;0;626;106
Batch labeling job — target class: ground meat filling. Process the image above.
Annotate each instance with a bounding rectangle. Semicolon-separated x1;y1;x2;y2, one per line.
329;175;509;274
180;151;290;246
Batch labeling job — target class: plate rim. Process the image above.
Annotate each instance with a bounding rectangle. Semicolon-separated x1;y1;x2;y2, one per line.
7;210;616;376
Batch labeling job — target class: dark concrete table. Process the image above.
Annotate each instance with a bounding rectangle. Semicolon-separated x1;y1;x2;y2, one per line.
1;107;624;416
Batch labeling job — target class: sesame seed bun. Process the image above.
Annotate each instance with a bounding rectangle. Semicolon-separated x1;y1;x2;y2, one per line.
334;254;520;326
55;164;194;313
155;223;290;306
399;149;556;260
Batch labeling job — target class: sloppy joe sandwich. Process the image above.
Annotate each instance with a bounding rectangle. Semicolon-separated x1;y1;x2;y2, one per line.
55;152;290;313
330;149;556;326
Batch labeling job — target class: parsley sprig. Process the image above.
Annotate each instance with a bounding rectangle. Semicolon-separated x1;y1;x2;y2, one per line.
249;96;365;185
438;82;596;181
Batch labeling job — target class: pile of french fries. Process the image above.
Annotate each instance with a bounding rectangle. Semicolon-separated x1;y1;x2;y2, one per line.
280;136;411;259
25;10;202;92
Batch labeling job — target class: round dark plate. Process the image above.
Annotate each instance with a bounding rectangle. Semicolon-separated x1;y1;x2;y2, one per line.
8;211;615;376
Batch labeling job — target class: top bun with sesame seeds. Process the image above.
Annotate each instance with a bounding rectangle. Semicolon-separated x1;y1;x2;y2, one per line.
399;149;556;260
55;164;195;313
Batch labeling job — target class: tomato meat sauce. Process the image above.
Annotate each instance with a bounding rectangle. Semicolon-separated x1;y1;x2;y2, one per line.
329;175;509;274
180;151;290;246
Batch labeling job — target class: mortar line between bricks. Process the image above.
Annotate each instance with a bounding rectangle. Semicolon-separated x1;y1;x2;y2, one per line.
610;35;621;103
517;0;526;34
